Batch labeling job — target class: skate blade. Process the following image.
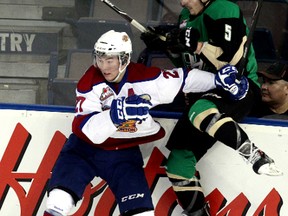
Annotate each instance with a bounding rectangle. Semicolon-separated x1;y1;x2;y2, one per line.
258;163;283;176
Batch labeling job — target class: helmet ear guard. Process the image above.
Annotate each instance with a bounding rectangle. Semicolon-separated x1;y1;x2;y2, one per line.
120;53;130;66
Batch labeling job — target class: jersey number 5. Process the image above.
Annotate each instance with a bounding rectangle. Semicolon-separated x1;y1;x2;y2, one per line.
225;24;232;41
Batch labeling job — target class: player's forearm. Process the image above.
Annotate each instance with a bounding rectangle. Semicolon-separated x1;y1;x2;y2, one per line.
183;68;216;93
81;110;117;144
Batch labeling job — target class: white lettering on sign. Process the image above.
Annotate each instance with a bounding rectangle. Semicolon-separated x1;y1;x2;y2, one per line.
0;33;36;52
24;34;35;52
0;33;9;51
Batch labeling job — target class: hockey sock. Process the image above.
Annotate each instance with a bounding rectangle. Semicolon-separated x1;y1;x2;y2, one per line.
191;108;283;176
182;202;210;216
167;173;207;214
199;112;248;150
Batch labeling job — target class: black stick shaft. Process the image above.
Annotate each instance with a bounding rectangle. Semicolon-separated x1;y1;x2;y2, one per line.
101;0;147;33
238;0;263;76
101;0;166;41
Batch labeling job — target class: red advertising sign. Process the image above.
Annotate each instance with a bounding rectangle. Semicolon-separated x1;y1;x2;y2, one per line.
0;109;287;215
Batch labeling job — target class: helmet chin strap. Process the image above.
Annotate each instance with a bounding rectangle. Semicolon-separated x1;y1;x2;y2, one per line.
111;54;131;83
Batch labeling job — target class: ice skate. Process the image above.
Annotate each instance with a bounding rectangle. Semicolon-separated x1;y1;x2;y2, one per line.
237;140;283;176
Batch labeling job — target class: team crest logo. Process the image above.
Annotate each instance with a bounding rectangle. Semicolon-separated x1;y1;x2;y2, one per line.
100;86;114;101
117;120;138;133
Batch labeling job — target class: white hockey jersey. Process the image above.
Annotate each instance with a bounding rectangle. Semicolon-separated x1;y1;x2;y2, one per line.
72;62;215;150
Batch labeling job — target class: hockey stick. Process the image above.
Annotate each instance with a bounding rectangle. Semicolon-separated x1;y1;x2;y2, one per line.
237;0;263;77
101;0;166;41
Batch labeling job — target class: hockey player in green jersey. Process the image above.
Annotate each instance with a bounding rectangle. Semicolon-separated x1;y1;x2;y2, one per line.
141;0;283;215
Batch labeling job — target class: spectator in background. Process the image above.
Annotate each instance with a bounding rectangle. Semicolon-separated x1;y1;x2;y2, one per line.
250;61;288;119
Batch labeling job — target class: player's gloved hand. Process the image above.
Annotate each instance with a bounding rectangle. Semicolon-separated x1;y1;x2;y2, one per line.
140;26;168;51
215;64;249;100
165;28;186;53
110;94;152;126
166;27;200;54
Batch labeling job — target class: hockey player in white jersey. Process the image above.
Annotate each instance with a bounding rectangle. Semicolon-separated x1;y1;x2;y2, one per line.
43;30;245;216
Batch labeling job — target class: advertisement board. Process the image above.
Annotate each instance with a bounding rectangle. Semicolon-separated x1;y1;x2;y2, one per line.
0;105;287;215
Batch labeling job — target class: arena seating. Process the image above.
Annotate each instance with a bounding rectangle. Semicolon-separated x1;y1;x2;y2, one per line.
254;28;276;61
47;49;92;106
0;0;287;106
0;0;76;104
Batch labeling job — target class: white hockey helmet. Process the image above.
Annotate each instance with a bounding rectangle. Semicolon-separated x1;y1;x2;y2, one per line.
94;30;132;64
93;30;132;82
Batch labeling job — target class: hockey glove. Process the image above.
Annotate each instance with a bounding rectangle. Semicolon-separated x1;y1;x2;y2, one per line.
110;94;152;126
166;27;200;54
215;64;249;100
140;26;168;51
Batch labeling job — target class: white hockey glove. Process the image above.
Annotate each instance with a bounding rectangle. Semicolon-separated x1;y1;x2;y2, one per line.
110;94;152;126
215;64;249;100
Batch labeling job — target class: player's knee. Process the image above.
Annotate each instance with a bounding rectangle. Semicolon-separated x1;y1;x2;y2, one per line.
190;105;234;138
188;99;219;130
45;188;75;216
166;149;197;179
